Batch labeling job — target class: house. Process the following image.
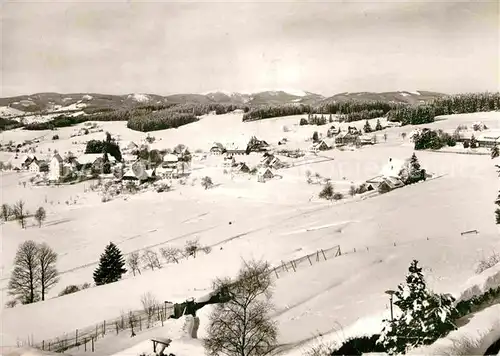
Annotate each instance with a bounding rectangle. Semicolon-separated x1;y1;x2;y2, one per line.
225;142;247;155
28;160;41;174
49;153;64;181
359;135;376;145
122;160;151;183
75;153;115;173
347;126;361;135
210;142;226;155
310;140;331;153
386;121;402;128
476;131;500;148
260;154;284;169
155;166;175;179
162;154;179;168
257;167;274;183
327;125;341;137
21;154;37;169
366;175;405;192
222;155;235;169
247;136;270;152
335;132;359;146
278;138;288;145
233;162;250;173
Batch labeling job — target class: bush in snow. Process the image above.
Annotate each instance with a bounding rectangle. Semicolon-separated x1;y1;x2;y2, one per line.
475;251;500;274
378;260;458;354
331;335;385;355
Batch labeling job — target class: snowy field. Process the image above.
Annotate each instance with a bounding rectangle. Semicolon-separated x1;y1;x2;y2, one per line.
2;111;500;356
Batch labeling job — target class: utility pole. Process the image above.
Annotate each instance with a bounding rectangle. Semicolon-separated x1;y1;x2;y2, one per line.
385;290;396;321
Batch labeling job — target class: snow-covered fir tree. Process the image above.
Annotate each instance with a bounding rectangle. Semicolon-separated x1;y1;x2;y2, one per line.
378;260;458;354
93;242;127;286
375;119;383;131
406;153;425;184
364;120;373;133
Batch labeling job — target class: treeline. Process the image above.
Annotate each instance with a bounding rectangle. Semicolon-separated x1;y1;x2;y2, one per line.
127;109;198;132
244;92;500;125
388;92;500;125
242;101;394;122
22;103;246;132
0;118;23;131
243;104;312;122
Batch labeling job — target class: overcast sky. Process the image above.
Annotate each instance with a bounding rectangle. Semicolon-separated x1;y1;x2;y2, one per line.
2;0;498;97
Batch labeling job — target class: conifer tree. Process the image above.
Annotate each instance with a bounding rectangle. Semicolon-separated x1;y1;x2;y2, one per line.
406;153;425;184
470;134;478;148
491;144;499;159
495;192;500;224
319;181;334;200
363;120;373;133
93;242;127;286
378;260;458;354
375;119;383;131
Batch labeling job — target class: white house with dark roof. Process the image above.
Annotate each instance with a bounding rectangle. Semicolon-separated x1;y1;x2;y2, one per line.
49;153;64;181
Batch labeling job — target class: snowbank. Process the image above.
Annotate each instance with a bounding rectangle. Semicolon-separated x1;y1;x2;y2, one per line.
456;263;500;302
408;305;500;356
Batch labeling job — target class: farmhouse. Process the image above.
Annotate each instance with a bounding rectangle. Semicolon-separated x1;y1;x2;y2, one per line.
49;153;64;181
261;154;284;169
233;162;250;173
327;125;341;137
257;167;274;183
28;160;48;174
477;131;500;148
222;155;236;168
210;142;226;155
162;154;179;168
359;135;376;145
335;132;359;146
225;142;247;155
21;154;37;169
155;167;175;179
310;140;331;153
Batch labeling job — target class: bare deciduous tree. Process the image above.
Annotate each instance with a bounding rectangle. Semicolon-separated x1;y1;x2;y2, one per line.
34;207;46;228
204;260;278;356
184;239;200;258
12;200;29;229
8;241;40;304
128;311;137;337
160;246;182;264
38;243;59;301
141;292;158;328
127;252;142;276
142;249;161;271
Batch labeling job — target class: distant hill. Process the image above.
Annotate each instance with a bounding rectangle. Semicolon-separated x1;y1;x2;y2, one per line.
0;90;446;117
320;91;446;106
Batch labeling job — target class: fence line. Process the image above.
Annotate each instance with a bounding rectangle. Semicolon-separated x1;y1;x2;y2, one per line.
26;245;342;353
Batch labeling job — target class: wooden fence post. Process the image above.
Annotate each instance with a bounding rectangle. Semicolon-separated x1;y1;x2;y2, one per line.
76;329;78;347
139;316;142;331
103;320;106;336
316;251;320;262
281;260;288;272
337;246;342;256
42;340;45;351
85;338;87;352
307;254;313;265
291;261;296;272
49;342;51;351
321;249;327;261
91;337;94;352
274;268;279;278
